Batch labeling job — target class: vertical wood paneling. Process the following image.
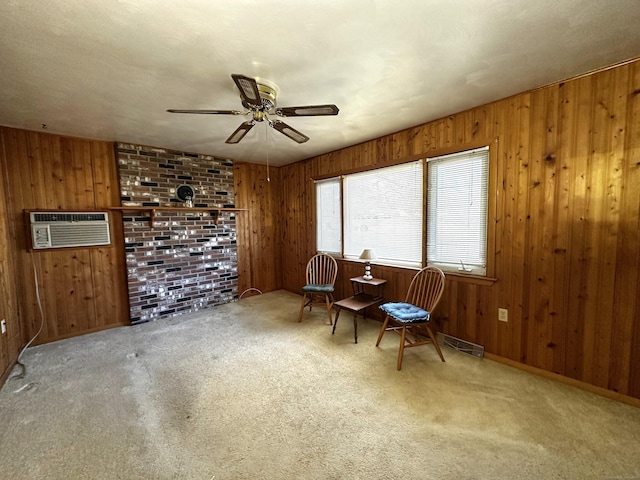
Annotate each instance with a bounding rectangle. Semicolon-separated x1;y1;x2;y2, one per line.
621;63;640;398
563;75;592;381
39;253;60;340
280;161;312;292
511;94;531;363
524;86;555;369
494;98;518;360
234;164;253;295
550;81;573;375
592;67;627;388
0;130;21;382
0;127;129;353
604;64;631;393
540;85;560;371
267;59;640;400
234;163;282;295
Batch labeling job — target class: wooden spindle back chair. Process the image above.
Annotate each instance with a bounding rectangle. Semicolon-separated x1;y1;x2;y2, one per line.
298;253;338;324
376;266;446;369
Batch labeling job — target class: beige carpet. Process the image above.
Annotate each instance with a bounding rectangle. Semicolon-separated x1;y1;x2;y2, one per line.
1;290;639;479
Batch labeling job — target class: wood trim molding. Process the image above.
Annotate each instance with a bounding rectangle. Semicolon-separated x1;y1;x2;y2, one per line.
110;206;248;227
485;353;640;408
335;257;497;286
0;358;18;389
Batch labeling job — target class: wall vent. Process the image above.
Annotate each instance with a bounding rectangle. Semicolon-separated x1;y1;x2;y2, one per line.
437;332;484;359
29;211;111;249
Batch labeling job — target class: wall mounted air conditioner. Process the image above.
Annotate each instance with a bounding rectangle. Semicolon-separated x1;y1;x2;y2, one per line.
29;211;111;249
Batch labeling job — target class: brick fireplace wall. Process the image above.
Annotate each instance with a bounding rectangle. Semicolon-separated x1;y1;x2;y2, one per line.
117;143;238;324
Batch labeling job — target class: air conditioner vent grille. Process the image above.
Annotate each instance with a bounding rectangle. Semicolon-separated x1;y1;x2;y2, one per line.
48;223;111;247
29;211;111;249
32;212;107;222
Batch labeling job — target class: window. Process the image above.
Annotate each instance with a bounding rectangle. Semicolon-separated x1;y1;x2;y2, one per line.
315;145;490;276
427;147;489;275
316;178;341;254
343;161;423;267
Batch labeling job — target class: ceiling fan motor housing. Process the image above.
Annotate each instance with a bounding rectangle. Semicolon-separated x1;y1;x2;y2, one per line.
242;83;277;112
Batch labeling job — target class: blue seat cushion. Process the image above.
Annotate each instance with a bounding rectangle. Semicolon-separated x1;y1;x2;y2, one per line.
302;284;334;293
380;302;430;323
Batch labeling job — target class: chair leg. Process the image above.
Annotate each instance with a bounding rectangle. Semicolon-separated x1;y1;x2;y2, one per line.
324;294;333;325
298;293;308;322
331;308;342;335
397;325;407;370
426;325;445;362
375;315;391;346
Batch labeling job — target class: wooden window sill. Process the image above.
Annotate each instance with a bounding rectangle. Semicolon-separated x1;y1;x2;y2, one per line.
335;257;497;286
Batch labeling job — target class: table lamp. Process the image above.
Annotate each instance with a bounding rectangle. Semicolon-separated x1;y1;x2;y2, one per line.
359;249;377;280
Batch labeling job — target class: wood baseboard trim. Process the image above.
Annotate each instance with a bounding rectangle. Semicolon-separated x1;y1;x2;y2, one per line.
31;322;130;347
484;353;640;409
0;358;19;389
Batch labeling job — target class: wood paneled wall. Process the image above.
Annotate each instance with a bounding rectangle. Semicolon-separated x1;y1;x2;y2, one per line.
269;59;640;399
234;163;283;295
0;132;21;382
0;127;129;371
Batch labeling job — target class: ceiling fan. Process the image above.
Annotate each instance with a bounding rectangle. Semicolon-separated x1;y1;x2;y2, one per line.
167;74;339;144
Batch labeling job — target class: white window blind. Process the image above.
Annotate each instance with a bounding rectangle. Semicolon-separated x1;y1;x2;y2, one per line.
427;146;489;275
316;177;342;254
344;161;423;267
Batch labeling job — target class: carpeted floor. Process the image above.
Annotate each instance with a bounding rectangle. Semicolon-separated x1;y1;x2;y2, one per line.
1;290;639;479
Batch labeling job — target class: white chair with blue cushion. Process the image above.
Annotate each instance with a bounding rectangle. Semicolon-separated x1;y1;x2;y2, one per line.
375;266;446;370
298;253;338;324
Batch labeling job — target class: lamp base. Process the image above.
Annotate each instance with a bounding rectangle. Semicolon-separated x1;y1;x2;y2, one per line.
363;263;373;281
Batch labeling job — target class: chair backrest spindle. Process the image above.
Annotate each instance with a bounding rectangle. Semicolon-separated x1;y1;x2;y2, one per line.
306;253;338;286
405;267;445;313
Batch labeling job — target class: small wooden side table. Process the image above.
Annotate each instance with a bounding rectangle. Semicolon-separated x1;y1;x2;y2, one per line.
332;276;387;343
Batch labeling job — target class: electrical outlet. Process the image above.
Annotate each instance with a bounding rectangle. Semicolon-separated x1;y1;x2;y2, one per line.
1;319;6;334
498;308;508;323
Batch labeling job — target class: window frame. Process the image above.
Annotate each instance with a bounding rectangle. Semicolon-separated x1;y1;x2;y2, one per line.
342;159;424;268
426;145;490;276
313;139;497;281
315;177;343;255
424;140;498;280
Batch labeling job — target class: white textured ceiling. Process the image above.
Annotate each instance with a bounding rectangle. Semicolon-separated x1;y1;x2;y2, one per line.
1;0;639;166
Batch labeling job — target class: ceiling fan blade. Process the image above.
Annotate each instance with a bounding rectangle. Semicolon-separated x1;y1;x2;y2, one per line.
269;120;309;143
231;74;262;109
225;121;255;144
275;104;339;117
167;109;242;115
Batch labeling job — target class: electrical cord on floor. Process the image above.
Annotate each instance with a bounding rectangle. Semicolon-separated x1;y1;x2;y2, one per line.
239;288;263;299
10;252;45;380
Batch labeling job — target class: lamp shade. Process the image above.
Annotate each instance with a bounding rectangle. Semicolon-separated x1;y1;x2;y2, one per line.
359;249;377;261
